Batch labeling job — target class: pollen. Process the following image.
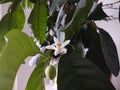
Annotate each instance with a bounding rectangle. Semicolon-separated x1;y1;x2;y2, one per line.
56;42;62;47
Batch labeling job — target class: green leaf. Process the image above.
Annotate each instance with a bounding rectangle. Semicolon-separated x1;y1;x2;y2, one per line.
12;5;25;30
0;38;5;53
88;3;108;20
0;13;18;52
8;0;23;14
81;22;111;78
21;0;27;8
98;28;120;76
21;0;33;9
0;13;18;38
62;0;94;40
57;48;115;90
25;63;46;90
29;0;46;5
27;0;33;8
29;0;37;3
0;0;13;3
28;4;47;43
26;50;51;90
0;30;39;90
0;5;25;52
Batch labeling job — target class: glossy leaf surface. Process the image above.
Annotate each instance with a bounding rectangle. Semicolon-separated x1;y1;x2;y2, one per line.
0;30;39;90
63;0;94;40
0;5;25;52
88;3;108;20
98;28;120;76
28;4;47;43
57;48;115;90
81;23;111;78
25;63;46;90
26;50;51;90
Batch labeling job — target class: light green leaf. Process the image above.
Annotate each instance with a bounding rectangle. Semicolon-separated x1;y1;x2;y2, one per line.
0;30;39;90
0;13;18;52
12;5;25;30
0;38;5;53
0;13;18;38
28;4;47;43
21;0;33;9
26;50;51;90
25;63;46;90
0;5;25;52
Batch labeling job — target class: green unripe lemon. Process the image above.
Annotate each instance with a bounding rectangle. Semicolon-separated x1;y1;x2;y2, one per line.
45;65;56;80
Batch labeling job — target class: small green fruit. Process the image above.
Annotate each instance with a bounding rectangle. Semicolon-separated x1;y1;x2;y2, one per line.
45;65;56;80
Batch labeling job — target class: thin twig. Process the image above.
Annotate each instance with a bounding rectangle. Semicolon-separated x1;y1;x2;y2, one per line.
103;0;120;7
103;7;119;10
107;16;119;21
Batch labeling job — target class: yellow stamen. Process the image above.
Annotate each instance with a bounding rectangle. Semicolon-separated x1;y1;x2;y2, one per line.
56;42;61;47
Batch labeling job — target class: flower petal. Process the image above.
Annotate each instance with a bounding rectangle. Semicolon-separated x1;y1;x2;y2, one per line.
54;37;60;44
49;29;55;36
54;50;59;56
61;48;67;54
45;45;56;50
59;32;65;43
61;40;70;48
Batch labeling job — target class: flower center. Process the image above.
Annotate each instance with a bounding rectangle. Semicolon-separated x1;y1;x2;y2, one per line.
56;42;62;47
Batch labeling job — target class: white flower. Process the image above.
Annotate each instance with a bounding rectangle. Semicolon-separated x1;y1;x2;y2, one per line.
28;54;40;66
45;37;70;56
49;30;55;36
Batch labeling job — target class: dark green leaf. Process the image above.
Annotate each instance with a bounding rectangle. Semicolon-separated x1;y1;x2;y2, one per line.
29;0;37;3
57;48;115;90
29;0;46;5
81;22;111;78
28;4;47;43
0;30;39;90
0;0;13;3
62;0;94;40
9;0;23;13
0;13;18;37
98;28;120;76
88;3;108;20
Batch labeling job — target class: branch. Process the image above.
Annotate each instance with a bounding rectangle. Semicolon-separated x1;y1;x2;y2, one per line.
103;7;119;10
107;16;119;21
